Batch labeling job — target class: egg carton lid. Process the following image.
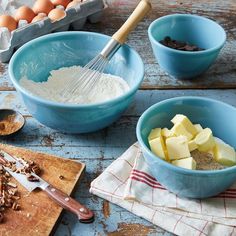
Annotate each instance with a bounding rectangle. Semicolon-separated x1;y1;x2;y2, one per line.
0;0;107;62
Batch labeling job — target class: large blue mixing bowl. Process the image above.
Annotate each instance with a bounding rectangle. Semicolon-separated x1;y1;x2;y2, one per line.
137;97;236;198
9;32;144;133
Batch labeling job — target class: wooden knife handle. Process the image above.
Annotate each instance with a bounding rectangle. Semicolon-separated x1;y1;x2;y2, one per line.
45;185;94;223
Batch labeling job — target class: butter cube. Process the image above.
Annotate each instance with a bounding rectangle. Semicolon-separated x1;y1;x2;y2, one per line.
171;122;193;141
148;128;166;160
149;137;166;160
148;128;162;141
172;157;196;170
214;139;236;166
161;128;174;139
188;140;198;152
166;136;190;160
194;124;203;133
194;128;215;152
171;114;198;136
164;149;170;162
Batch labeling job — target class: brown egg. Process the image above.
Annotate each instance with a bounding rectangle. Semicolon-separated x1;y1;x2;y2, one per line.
33;0;55;14
0;15;17;32
31;13;47;23
15;6;36;23
48;8;66;22
51;0;71;8
66;0;82;9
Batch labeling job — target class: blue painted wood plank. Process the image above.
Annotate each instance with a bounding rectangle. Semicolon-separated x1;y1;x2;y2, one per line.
1;89;236;235
1;40;236;90
1;90;236;117
1;89;236;234
1;0;236;90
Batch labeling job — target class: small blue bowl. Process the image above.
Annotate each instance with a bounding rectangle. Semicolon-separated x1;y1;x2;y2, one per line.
148;14;226;79
9;32;144;133
136;97;236;198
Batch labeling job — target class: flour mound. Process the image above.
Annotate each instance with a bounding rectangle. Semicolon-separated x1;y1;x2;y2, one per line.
20;66;130;104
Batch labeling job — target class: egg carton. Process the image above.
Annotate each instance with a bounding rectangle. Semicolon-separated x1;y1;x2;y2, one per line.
0;0;106;62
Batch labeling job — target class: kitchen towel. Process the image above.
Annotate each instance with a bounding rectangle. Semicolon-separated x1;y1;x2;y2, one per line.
90;143;236;236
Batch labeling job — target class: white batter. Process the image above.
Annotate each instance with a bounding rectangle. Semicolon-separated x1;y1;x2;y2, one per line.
20;66;130;104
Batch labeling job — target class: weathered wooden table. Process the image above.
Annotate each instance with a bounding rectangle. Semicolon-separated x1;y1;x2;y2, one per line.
1;0;236;235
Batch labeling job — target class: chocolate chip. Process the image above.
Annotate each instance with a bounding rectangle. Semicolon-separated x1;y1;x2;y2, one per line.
159;36;204;51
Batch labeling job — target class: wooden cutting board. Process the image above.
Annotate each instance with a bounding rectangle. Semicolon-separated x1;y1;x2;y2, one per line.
0;144;85;236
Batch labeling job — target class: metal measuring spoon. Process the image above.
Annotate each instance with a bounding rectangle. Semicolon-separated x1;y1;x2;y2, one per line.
0;109;25;137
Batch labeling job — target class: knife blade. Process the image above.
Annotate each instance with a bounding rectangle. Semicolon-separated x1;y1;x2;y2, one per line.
0;150;94;223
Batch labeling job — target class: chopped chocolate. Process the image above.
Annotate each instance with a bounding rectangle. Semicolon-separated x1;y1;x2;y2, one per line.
160;36;204;51
0;165;20;223
0;123;5;131
0;151;42;223
7;182;17;188
11;202;20;211
0;212;3;223
59;175;64;180
27;175;39;182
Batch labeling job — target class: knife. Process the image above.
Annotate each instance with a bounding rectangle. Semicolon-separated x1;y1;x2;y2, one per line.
0;150;94;223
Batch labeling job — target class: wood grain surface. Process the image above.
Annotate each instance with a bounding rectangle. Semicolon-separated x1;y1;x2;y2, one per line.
1;0;236;90
0;144;85;236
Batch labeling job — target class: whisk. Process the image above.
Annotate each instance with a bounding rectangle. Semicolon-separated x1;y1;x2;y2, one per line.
61;0;151;101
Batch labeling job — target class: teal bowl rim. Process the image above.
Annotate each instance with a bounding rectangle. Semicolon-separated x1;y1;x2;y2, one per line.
148;14;227;55
9;31;144;109
136;96;236;176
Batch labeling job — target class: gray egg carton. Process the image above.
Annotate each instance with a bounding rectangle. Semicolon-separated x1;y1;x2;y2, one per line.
0;0;106;62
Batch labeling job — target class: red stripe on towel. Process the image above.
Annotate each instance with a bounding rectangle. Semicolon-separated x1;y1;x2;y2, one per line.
131;176;166;190
131;172;162;186
131;169;236;199
132;169;157;181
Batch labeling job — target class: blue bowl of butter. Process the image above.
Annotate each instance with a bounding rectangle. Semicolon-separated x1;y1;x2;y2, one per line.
148;14;226;79
136;97;236;198
9;32;144;133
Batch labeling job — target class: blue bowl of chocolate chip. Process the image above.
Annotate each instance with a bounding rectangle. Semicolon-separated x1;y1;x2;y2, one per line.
148;14;226;79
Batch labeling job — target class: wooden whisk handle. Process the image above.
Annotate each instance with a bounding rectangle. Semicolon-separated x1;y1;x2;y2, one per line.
112;0;152;44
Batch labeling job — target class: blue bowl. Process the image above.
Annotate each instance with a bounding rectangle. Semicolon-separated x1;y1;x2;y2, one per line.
9;32;144;133
148;14;226;79
136;97;236;198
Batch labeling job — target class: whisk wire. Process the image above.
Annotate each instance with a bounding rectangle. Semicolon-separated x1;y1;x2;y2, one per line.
62;55;100;94
62;55;108;101
81;60;108;94
60;0;151;103
69;57;108;99
71;56;105;93
61;55;104;99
